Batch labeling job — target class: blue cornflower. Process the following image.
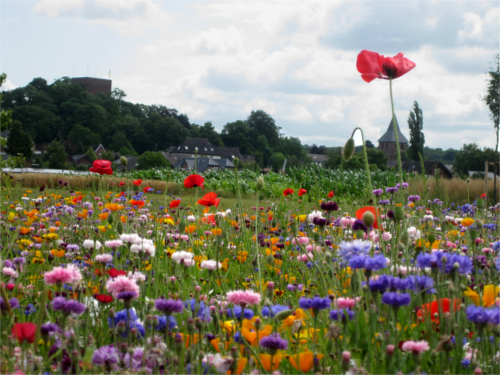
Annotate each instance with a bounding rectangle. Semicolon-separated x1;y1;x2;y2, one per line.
492;241;500;252
227;306;254;320
349;255;386;271
496;257;500;273
367;275;391;292
381;292;411;307
154;315;178;331
108;309;145;338
406;275;436;294
338;240;371;262
299;296;331;311
466;305;490;324
261;305;289;318
24;303;37;316
444;254;472;275
329;308;355;322
260;333;288;352
416;252;446;270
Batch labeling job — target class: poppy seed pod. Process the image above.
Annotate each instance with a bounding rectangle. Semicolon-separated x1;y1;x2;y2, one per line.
107;214;114;224
120;156;127;167
476;198;484;209
233;157;239;167
116;220;123;234
394;206;405;221
276;309;294;321
343;138;355;161
256;176;265;191
178;219;187;234
362;211;375;228
400;230;409;246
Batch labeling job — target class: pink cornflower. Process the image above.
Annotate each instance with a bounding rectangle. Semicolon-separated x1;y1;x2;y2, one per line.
104;240;123;249
2;267;18;279
44;264;82;285
335;297;360;310
105;275;140;299
200;260;221;271
297;253;313;262
401;340;430;354
95;254;113;263
226;290;261;307
292;237;309;245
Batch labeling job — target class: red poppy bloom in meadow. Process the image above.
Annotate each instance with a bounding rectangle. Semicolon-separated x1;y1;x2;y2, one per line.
72;195;83;204
283;188;294;196
170;199;181;209
119;181;125;186
106;268;127;278
298;189;307;197
355;206;380;229
130;200;145;208
328;191;334;198
94;294;114;304
417;298;461;324
198;192;220;207
133;179;142;186
143;186;152;193
89;160;113;175
11;322;37;344
356;50;416;83
184;174;204;189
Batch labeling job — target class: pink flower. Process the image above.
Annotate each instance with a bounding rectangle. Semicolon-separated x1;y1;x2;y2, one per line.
482;248;491;254
105;275;140;299
2;267;18;279
335;297;360;310
200;260;221;271
95;254;113;263
104;240;123;249
292;237;309;245
297;253;313;262
401;340;430;354
44;265;82;285
226;290;261;306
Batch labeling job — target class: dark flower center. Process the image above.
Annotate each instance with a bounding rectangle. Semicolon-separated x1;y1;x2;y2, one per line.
382;62;398;78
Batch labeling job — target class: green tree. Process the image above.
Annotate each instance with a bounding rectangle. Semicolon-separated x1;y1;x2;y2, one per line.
109;131;134;154
247;110;280;148
269;152;285;172
5;120;33;159
46;140;68;169
1;73;12;132
111;88;127;101
100;150;115;162
453;143;498;176
221;120;252;155
407;101;425;161
68;124;102;154
137;151;168;170
85;147;97;162
276;137;306;161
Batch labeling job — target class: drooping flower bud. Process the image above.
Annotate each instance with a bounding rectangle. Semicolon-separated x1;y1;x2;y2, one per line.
343;138;355;161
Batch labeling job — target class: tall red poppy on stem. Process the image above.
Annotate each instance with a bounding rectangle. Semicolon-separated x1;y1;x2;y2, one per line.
328;191;334;198
184;174;204;189
89;160;113;175
283;188;294;196
355;206;380;229
356;50;416;83
298;189;307;197
133;179;142;186
198;192;220;208
11;322;37;344
417;298;461;324
170;199;181;209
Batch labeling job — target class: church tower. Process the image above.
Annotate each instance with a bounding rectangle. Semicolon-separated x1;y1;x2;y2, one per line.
378;117;408;167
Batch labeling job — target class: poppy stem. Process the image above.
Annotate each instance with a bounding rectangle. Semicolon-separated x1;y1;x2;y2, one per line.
389;78;406;205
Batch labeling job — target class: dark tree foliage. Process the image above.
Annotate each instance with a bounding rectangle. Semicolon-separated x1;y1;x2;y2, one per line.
453;143;499;176
46;140;68;169
5;120;33;159
137;151;169;170
309;144;327;154
407;101;425;161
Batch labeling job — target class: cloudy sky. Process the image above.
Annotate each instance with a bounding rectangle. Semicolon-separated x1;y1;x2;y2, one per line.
2;0;499;149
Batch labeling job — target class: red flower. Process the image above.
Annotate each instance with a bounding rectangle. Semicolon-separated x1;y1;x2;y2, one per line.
356;50;416;83
355;206;380;229
130;200;145;208
89;160;113;175
184;174;204;189
133;179;142;186
143;186;152;193
283;188;294;196
94;294;114;304
328;191;334;198
198;192;220;207
417;298;461;324
11;322;37;344
170;199;181;209
72;195;83;204
106;268;127;278
298;189;307;197
481;193;487;199
119;181;125;186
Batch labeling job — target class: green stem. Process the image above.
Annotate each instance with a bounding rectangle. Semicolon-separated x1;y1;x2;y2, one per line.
389;78;406;205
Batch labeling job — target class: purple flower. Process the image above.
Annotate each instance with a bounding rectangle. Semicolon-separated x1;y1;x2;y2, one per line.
92;345;119;367
320;201;339;212
349;255;387;271
351;219;367;232
408;195;420;202
372;189;384;196
260;333;288;352
155;297;184;315
466;305;499;325
299;296;331;311
51;297;86;315
386;187;398;194
0;297;19;311
444;254;472;275
227;306;254;320
329;308;355;322
262;305;290;318
396;182;409;189
379;199;390;205
339;240;371;262
312;217;327;227
117;291;138;301
381;292;411;307
41;323;59;336
416;252;446;270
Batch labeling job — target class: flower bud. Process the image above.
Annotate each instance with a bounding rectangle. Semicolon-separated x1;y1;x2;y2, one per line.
343;138;355;161
394;206;404;221
116;220;124;234
276;309;294;321
474;367;482;375
174;334;184;354
120;156;128;167
400;230;409;246
256;176;265;191
386;345;395;356
178;219;187;234
71;350;79;363
120;343;128;354
362;211;375;228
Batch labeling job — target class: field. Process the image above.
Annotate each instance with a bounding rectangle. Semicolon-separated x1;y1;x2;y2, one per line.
0;170;499;375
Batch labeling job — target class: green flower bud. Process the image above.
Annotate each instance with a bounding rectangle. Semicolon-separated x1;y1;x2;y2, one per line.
107;214;114;224
275;309;294;321
362;211;375;228
179;219;187;234
400;230;409;246
343;138;355;161
256;176;265;191
394;206;405;221
120;156;128;167
476;198;484;209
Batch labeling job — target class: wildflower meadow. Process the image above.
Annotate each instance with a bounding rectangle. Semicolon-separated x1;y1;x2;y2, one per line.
1;51;499;375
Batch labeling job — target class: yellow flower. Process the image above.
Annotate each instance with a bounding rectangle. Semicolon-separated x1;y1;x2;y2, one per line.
7;212;15;222
298;215;308;222
97;225;107;232
462;218;474;227
464;285;500;307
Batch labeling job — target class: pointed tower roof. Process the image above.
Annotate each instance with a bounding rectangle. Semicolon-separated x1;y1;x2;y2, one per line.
377;117;408;143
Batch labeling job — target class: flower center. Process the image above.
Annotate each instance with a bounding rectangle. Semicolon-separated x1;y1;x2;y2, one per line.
382;62;398;78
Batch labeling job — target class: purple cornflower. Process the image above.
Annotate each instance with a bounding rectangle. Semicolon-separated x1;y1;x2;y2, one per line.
379;199;390;205
396;182;409;189
0;297;19;311
329;308;355;322
381;292;411;307
407;275;436;294
351;219;367;232
312;217;327;227
227;306;254;320
299;296;331;312
386;187;398;194
260;333;288;353
117;291;138;301
466;305;499;325
444;254;472;275
372;189;383;196
339;240;371;262
155;297;184;315
349;255;387;271
41;323;59;337
416;252;446;270
262;305;290;318
92;345;119;367
320;201;339;212
51;297;86;315
408;195;420;203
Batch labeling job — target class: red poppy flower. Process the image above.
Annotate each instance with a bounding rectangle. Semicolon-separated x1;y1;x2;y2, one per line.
356;50;416;83
481;193;487;199
143;186;152;193
283;188;294;196
72;195;83;204
89;160;113;175
106;268;127;278
11;322;37;344
133;179;142;186
170;199;181;209
355;206;380;229
202;214;216;224
130;200;145;208
119;181;125;186
328;191;334;198
298;189;307;197
198;192;220;207
94;294;114;304
417;298;461;324
184;174;204;189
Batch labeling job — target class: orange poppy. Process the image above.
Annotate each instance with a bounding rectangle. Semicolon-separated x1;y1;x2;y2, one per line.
98;212;109;220
288;351;323;373
105;203;124;211
227;358;247;375
259;353;283;372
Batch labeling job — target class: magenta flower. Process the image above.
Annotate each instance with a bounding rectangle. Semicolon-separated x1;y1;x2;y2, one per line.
401;340;430;354
105;276;140;300
44;264;82;285
226;290;261;307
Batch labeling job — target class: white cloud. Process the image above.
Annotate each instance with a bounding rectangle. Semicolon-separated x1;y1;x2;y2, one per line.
1;78;17;91
457;7;499;43
286;105;313;122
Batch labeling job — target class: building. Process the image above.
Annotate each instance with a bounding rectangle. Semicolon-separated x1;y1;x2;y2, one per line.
308;153;328;166
378;117;408;167
72;154;93;166
71;77;112;96
175;157;234;173
114;156;139;171
402;161;453;179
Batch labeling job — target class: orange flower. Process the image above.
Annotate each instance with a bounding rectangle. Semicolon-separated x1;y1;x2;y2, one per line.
185;225;197;234
212;228;222;236
50;249;65;258
98;212;109;220
241;324;273;346
105;203;124;212
120;216;127;223
259;353;283;372
288;351;323;373
19;227;31;235
355;206;379;229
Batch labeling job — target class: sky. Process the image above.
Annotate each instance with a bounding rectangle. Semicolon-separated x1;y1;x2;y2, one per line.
1;0;499;150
